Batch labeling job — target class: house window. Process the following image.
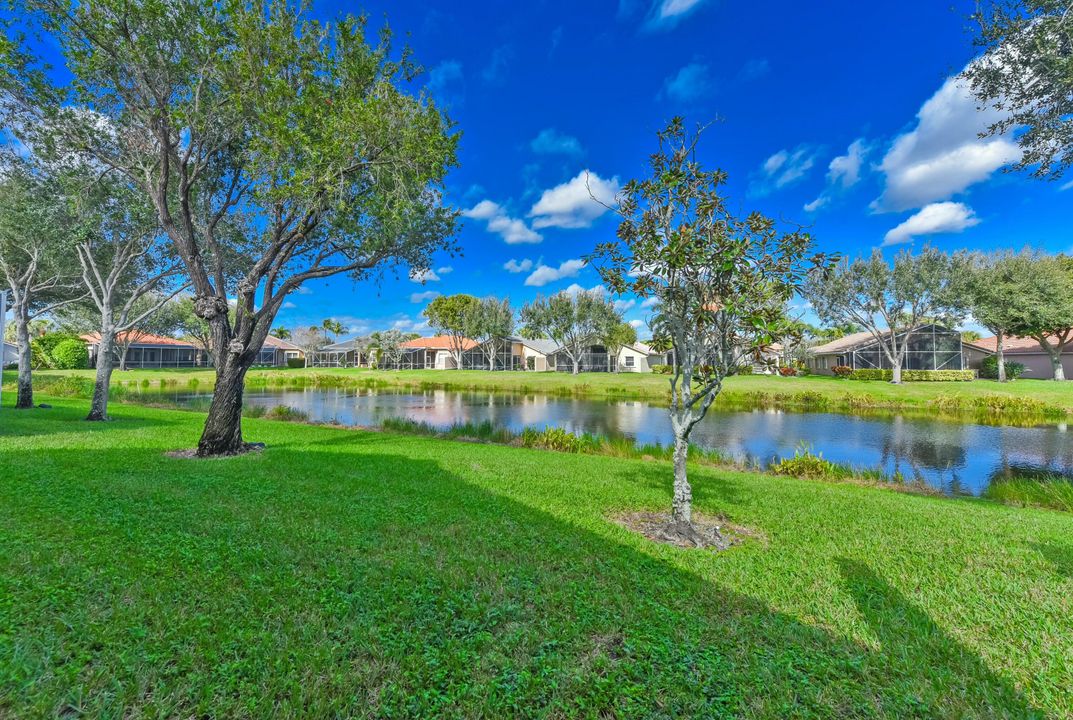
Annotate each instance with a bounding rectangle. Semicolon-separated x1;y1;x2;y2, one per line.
625;355;635;368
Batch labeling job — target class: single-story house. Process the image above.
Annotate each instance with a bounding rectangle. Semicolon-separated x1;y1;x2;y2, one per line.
82;332;207;369
309;337;372;368
965;335;1072;380
256;335;305;367
807;324;966;375
2;340;17;367
392;336;479;370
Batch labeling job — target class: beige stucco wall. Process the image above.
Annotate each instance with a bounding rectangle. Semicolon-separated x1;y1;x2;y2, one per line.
1003;352;1073;380
617;346;651;372
518;344;551;371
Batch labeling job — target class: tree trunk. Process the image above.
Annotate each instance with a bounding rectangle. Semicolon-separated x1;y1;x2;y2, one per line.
14;307;33;409
1049;351;1066;381
87;327;115;421
996;332;1006;383
119;344;129;372
671;430;692;527
572;356;579;375
196;360;250;456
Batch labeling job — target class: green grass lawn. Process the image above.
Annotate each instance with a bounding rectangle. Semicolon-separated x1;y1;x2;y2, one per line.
1;400;1071;717
14;366;1073;414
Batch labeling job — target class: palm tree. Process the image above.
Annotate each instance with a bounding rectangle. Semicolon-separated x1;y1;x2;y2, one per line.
272;326;291;340
321;318;345;343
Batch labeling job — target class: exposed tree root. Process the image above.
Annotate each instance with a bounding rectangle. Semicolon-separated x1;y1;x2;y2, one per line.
613;511;756;550
166;442;266;460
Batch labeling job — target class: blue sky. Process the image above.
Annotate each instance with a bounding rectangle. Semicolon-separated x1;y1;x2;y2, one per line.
15;0;1073;338
279;0;1071;339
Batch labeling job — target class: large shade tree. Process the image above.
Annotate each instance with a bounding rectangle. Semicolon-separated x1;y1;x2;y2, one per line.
588;118;829;545
966;250;1037;382
1006;254;1073;380
520;290;619;375
963;1;1073;182
7;0;458;455
803;247;970;384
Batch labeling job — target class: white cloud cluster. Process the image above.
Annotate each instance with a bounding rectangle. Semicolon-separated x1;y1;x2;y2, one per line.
528;171;620;229
882;201;979;246
410;290;440;303
531;128;583;156
525;258;586;287
804;138;870;212
753;145;819;196
409;268;441;283
613;298;636;312
873;73;1020;213
463;200;542;244
560;283;605;297
503;258;533;273
646;0;709;29
663;62;711;102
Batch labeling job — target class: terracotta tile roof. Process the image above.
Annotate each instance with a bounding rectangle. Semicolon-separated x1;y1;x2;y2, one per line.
80;332;194;347
968;335;1070;355
400;335;478;351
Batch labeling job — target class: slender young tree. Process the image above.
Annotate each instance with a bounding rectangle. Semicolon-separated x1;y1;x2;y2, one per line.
521;290;619;375
0;167;80;409
369;329;407;369
423;294;478;369
588;118;829;544
464;297;514;370
8;0;459;455
71;175;187;420
804;247;969;384
600;321;637;373
292;326;329;367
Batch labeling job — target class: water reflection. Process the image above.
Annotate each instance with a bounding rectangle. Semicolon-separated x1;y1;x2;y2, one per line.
171;386;1072;496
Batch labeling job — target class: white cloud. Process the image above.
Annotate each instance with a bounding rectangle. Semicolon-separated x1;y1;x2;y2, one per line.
873;69;1021;212
804;138;870;212
392;316;431;333
282;301;297;309
561;283;606;297
646;0;710;29
662;62;711;102
410;268;441;283
436;266;453;275
752;145;819;196
613;298;636;312
525;258;586;287
463;200;542;244
882;201;980;246
482;45;512;85
503;258;533;273
295;285;313;295
428;60;464;106
629;319;644;329
531;128;583;156
410;290;440;303
528;171;620;229
641;297;659;308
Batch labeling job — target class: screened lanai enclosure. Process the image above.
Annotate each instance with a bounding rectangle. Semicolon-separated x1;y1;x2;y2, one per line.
808;324;966;374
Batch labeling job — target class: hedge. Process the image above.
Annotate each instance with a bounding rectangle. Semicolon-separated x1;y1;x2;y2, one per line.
848;368;975;382
286;358;305;369
980;355;1026;380
49;338;89;369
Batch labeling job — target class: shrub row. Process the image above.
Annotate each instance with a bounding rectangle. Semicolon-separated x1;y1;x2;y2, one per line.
847;369;975;382
980;355;1027;380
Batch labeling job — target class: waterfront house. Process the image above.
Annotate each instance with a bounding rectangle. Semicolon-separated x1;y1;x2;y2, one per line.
82;332;206;369
256;335;306;367
2;340;16;367
807;325;966;375
965;335;1072;379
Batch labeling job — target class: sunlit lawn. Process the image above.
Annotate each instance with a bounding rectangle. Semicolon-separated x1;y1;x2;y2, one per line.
1;399;1071;717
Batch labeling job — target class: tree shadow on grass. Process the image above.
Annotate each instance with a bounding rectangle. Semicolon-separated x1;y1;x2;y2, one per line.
837;558;1041;719
0;402;179;439
1030;542;1073;580
0;436;1049;719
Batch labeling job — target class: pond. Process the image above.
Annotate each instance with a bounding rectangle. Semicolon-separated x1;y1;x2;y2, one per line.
171;386;1073;496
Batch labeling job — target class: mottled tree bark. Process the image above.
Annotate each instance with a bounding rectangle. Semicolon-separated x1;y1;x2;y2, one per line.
87;325;115;421
671;431;692;527
14;307;32;409
196;356;249;456
996;332;1007;383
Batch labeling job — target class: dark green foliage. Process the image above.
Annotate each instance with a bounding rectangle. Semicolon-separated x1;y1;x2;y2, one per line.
30;332;83;369
49;338;88;370
980;355;1026;380
286;358;305;369
832;365;853;378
